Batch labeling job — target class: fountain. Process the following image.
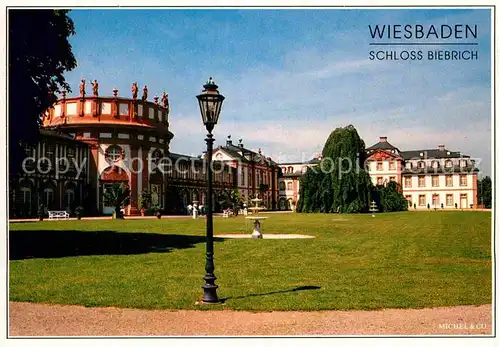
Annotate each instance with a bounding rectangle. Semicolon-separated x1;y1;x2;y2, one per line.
245;196;268;239
369;200;378;217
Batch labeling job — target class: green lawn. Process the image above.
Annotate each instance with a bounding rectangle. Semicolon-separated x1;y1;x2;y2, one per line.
9;211;492;311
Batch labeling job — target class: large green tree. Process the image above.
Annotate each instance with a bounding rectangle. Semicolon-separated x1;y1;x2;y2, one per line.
9;9;77;176
477;176;492;208
371;181;408;212
297;125;374;213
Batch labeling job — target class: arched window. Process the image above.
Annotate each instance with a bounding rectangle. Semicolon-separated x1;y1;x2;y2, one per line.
64;189;75;207
418;161;425;169
20;187;31;206
432;160;440;169
44;188;54;208
106;145;123;162
151;149;163;165
288;166;293;173
445;160;453;168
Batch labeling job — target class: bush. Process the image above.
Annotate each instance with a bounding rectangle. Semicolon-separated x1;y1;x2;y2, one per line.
75;206;84;219
371;181;408;213
37;203;45;221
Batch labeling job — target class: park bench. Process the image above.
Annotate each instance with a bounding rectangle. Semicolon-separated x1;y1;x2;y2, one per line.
48;210;70;220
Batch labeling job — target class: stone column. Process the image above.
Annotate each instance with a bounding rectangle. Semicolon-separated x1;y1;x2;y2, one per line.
142;145;150;198
89;143;100;215
129;146;140;215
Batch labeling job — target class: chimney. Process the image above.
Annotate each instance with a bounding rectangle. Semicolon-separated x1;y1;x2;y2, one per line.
438;144;445;151
226;134;232;146
238;138;243;148
379;136;387;142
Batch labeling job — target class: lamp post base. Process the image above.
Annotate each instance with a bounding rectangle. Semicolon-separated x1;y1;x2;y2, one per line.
202;275;219;303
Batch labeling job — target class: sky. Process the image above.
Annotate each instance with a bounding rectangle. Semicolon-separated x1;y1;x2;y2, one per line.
63;8;492;176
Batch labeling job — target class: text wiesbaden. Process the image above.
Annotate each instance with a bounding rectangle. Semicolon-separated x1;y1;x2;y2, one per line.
369;24;477;39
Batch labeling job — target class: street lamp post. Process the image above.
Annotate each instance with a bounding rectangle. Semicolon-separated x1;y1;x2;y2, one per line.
196;77;225;303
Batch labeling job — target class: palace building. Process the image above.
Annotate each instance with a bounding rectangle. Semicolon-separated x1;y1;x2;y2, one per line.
8;78;480;216
9;80;281;217
277;137;480;210
209;136;280;210
366;136;479;209
40;81;173;216
9;129;90;218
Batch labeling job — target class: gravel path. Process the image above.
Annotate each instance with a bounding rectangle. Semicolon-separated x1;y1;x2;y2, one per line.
9;302;492;336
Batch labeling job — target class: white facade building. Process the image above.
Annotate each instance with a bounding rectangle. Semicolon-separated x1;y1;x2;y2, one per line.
366;137;479;209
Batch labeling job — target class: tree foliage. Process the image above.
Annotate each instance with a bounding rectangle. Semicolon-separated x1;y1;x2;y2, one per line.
138;190;152;210
371;181;408;212
9;9;77;175
298;125;373;213
103;183;131;219
218;188;242;215
477;176;492;208
297;125;407;214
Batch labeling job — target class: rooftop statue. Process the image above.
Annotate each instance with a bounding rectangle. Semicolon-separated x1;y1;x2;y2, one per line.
132;82;138;100
79;78;86;97
91;80;99;97
161;92;169;110
142;85;148;101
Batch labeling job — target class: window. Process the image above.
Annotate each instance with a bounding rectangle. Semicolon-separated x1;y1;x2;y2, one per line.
151;149;163;164
20;187;31;206
418;161;425;169
377;177;383;185
460;160;467;167
46;144;54;161
431;175;439;187
460;175;467;186
23;143;32;155
404;177;412;187
389;176;396;182
432;194;439;207
405;162;412;169
279;182;285;191
151;184;160;206
446;194;453;206
444;175;453;187
376;161;383;170
431;161;439;169
44;188;54;208
106;145;123;162
445;160;453;168
287;182;292;190
418;176;425;187
389;161;396;170
418;195;426;206
64;189;75;207
288;166;293;173
405;195;412;207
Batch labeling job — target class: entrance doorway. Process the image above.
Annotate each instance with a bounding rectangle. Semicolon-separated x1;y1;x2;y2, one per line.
460;194;468;209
